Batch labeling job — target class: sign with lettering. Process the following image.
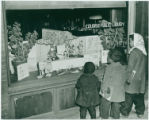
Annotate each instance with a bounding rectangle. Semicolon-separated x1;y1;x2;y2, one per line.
85;22;125;29
101;50;109;63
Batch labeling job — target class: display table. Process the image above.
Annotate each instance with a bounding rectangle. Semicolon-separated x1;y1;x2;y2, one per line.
8;68;105;119
51;57;99;71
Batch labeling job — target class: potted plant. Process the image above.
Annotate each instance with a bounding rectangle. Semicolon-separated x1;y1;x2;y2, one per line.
92;20;127;50
25;31;38;49
7;22;38;82
7;22;26;65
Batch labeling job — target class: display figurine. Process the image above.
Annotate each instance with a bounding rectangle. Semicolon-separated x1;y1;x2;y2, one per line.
45;60;52;77
37;62;46;79
8;45;15;74
49;45;57;61
63;46;69;59
63;50;69;59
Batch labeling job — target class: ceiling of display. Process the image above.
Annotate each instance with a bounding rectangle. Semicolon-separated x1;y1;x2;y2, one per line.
4;1;126;10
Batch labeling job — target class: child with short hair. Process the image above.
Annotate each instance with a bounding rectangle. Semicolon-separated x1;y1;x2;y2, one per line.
100;48;127;119
75;62;101;119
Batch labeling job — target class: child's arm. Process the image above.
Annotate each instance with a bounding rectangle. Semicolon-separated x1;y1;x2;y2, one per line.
75;76;81;90
98;65;107;82
127;51;138;84
97;81;101;92
95;76;101;92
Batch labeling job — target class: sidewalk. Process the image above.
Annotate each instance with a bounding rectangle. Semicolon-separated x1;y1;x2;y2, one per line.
58;100;148;119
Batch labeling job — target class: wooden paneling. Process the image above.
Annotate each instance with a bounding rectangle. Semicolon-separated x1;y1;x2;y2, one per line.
8;69;104;118
5;1;126;10
14;91;53;118
58;85;76;110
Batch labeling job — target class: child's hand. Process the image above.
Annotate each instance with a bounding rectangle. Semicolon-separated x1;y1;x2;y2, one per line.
126;80;131;85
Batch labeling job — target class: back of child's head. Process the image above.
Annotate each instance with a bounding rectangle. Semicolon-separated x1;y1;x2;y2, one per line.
108;48;125;64
83;62;95;74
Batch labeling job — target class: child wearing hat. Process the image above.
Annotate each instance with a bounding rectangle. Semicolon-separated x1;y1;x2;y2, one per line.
75;62;101;119
100;48;127;119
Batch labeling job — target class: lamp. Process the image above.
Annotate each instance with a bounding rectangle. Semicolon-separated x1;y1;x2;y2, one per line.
89;15;102;23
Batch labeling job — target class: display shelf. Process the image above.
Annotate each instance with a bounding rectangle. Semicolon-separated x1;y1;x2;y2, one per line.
8;68;104;95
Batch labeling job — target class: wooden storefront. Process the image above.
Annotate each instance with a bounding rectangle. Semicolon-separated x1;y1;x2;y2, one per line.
2;1;141;119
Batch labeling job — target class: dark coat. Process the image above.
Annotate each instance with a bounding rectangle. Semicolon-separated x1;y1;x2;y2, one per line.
125;48;147;94
75;73;101;107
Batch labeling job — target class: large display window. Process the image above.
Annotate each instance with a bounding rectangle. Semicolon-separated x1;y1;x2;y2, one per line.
6;7;127;84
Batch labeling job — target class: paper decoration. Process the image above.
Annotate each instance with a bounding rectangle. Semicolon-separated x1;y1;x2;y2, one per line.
84;53;100;66
68;37;84;56
27;45;38;71
83;35;103;54
57;44;66;55
101;50;109;63
42;29;76;45
17;63;29;81
36;43;51;62
67;35;103;57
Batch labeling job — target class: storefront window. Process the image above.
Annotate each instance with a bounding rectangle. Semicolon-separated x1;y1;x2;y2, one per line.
6;8;127;84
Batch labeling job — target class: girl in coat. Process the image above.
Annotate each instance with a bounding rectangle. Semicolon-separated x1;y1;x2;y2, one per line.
120;33;147;118
100;48;127;119
75;62;101;119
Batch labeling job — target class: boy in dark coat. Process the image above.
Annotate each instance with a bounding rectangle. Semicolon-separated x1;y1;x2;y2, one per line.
75;62;101;119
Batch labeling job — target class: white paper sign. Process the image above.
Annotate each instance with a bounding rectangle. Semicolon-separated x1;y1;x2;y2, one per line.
57;44;65;55
84;35;103;54
27;45;38;71
36;43;51;62
84;53;100;66
101;50;109;63
17;63;29;81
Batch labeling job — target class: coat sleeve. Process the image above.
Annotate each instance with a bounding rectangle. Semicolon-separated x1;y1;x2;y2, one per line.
95;76;101;92
127;50;138;83
75;76;81;89
97;81;101;92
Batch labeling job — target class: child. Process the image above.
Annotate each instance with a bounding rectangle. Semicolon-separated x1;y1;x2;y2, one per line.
100;48;127;119
120;33;147;118
75;62;101;119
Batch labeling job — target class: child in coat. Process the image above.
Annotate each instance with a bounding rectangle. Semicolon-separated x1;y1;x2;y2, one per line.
100;48;127;119
75;62;101;119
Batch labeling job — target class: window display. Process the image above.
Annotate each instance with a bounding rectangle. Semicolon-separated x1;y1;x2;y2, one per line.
7;9;127;83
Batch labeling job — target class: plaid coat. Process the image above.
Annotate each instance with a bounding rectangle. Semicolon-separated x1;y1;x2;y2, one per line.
75;74;101;107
